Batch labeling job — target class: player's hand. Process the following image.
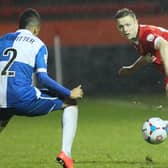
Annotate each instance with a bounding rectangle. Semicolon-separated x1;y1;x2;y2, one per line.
144;53;153;63
70;85;83;99
118;65;133;76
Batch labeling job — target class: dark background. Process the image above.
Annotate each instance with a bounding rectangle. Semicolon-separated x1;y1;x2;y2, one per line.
0;0;167;96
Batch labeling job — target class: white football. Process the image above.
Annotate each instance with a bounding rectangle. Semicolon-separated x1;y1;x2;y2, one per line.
142;117;167;144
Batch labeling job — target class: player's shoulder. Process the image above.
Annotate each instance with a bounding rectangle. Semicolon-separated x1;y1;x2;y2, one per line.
139;24;158;34
32;34;45;46
16;29;46;47
139;24;163;42
139;24;168;35
0;31;17;40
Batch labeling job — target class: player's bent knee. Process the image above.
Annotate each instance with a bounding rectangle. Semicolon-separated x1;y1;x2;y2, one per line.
64;98;77;106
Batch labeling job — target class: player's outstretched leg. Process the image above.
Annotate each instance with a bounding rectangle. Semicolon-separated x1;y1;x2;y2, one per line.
56;104;78;168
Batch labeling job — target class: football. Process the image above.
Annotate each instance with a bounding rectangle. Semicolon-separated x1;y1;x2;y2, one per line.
142;117;167;144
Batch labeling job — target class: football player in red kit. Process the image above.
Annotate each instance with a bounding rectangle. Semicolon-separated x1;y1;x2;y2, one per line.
114;8;168;95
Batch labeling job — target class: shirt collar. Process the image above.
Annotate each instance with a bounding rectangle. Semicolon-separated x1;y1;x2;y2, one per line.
16;29;33;35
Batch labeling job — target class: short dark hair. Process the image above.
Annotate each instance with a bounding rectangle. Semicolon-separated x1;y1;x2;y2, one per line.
19;8;40;29
114;8;136;20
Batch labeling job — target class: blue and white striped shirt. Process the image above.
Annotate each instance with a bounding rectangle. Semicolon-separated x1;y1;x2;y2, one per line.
0;29;70;108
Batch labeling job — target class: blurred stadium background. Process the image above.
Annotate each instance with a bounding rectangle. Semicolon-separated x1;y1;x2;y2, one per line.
2;1;168;168
0;0;168;95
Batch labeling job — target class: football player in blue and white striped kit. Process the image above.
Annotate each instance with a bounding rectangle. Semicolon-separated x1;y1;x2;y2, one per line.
0;8;83;168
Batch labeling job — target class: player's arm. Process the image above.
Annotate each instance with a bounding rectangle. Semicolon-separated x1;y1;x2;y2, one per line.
156;37;168;76
156;37;168;96
35;45;83;99
118;54;151;76
37;72;70;96
37;73;83;99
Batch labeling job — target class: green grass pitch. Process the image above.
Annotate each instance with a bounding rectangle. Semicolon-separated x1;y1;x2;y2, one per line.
0;95;168;168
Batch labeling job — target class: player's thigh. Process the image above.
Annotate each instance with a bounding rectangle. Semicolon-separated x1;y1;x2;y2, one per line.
14;96;64;117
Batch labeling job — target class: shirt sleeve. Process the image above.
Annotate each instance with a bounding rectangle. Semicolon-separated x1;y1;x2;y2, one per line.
35;45;48;73
35;45;71;97
142;30;160;51
36;72;71;97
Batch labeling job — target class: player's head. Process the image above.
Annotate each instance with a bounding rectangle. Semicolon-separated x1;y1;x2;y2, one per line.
114;8;138;41
19;8;41;36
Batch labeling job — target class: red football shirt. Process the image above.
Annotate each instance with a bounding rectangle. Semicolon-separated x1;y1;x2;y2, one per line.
133;24;168;74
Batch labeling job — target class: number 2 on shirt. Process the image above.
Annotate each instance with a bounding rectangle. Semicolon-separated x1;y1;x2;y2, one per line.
1;48;17;77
